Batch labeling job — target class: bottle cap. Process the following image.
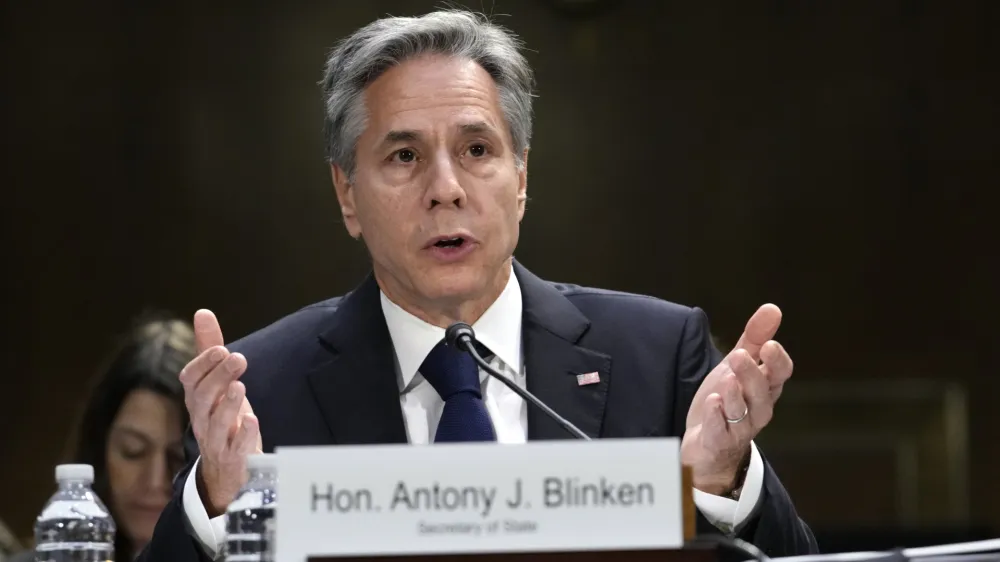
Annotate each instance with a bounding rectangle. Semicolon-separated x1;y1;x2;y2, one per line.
247;452;277;471
55;464;94;483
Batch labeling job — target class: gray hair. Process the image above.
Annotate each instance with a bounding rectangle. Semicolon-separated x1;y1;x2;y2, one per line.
320;10;535;180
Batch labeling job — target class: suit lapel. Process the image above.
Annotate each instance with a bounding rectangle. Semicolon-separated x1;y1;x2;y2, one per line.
306;273;408;445
303;262;611;444
514;261;612;441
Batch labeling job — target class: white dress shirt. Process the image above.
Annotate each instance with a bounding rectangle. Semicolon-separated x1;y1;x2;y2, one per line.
182;268;764;558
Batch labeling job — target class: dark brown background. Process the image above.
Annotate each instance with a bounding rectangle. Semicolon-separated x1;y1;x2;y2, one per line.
2;0;995;548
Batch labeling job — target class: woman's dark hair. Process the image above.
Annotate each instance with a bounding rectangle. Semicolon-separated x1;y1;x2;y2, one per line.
68;312;195;559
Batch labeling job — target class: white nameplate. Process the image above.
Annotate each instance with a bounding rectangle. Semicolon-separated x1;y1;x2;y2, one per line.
275;438;683;561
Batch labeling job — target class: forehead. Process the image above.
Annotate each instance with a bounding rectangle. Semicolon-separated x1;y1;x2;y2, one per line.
113;389;182;438
361;55;506;138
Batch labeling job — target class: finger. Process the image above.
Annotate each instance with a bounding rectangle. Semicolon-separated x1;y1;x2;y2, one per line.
237;395;255;418
733;304;782;361
205;381;245;458
194;309;225;354
178;346;229;389
180;347;230;440
719;372;747;422
760;340;793;387
730;349;773;428
190;353;247;429
701;393;733;451
231;413;261;455
769;384;785;402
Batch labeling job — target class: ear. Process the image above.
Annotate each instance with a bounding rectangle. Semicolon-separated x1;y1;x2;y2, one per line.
516;148;529;221
331;164;362;239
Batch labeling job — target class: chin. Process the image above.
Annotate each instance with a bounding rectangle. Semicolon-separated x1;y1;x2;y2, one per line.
123;517;156;547
421;276;483;302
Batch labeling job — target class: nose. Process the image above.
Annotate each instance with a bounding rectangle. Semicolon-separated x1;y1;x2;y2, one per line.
423;150;467;210
144;452;173;498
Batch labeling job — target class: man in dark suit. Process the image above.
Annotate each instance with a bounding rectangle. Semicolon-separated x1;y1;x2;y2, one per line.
139;9;818;561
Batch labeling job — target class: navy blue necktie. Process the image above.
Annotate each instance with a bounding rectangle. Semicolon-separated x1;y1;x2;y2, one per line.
420;340;496;442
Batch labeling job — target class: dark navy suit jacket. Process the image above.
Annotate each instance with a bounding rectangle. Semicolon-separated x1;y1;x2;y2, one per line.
138;261;818;561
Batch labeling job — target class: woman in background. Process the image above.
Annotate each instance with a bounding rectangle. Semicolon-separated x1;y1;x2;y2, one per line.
13;313;195;561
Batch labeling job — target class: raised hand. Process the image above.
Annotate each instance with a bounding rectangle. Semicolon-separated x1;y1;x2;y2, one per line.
681;304;794;495
178;309;262;517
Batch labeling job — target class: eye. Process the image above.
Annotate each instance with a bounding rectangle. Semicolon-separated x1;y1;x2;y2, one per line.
392;148;417;163
120;445;147;460
468;143;487;158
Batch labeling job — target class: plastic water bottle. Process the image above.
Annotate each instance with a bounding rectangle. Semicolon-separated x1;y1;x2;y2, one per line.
34;464;116;562
225;453;277;562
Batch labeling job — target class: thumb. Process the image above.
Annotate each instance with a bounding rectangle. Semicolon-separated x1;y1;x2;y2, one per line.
733;304;782;361
193;309;225;353
700;393;731;450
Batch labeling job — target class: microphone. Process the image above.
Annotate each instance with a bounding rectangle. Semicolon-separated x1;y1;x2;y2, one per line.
445;322;592;441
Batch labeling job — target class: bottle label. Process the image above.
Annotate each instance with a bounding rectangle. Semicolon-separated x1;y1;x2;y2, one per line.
227;491;265;513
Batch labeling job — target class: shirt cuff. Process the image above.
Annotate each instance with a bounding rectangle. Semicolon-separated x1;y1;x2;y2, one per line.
182;456;227;559
691;440;765;534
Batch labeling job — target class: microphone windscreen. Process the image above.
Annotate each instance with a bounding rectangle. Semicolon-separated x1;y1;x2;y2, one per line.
445;322;475;348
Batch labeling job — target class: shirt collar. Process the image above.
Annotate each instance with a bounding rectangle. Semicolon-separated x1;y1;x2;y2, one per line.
379;265;523;392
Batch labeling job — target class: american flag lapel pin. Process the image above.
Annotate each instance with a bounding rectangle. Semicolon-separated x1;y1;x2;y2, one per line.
576;371;600;386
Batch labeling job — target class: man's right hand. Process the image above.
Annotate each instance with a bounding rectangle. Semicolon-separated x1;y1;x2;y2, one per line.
179;309;262;517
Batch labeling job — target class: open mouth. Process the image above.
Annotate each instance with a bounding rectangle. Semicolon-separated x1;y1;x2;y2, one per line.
433;237;466;249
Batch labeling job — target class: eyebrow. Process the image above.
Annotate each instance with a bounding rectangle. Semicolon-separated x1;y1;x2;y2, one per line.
111;426;152;442
111;426;183;449
379;122;498;147
383;130;420;145
458;121;494;135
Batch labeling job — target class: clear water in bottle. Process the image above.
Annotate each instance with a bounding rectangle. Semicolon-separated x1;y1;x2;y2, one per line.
34;464;116;562
225;453;277;562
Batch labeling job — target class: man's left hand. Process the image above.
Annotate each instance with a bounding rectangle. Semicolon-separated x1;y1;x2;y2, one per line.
681;304;794;496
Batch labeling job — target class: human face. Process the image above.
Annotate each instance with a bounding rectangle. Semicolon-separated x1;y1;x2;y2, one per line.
105;389;185;552
333;55;528;325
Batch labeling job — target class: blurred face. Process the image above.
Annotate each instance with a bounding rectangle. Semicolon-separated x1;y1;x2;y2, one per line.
105;389;185;552
333;54;528;324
